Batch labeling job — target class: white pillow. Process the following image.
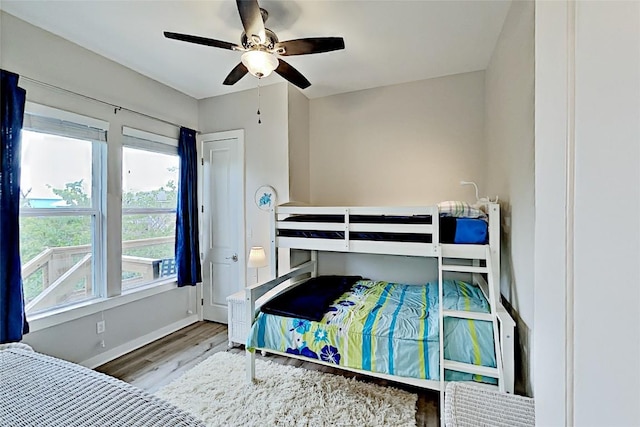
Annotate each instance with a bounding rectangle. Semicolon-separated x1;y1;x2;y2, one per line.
438;201;487;219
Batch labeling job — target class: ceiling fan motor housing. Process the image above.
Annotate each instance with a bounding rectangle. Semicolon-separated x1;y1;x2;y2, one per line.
241;28;278;51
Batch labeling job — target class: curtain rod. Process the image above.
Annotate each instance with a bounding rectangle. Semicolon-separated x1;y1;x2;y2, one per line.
19;74;200;133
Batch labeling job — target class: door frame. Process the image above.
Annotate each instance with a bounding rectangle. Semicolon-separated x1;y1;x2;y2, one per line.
198;129;246;322
534;1;574;424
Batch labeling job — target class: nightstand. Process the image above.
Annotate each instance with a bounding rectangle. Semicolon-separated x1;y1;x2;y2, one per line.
226;290;249;348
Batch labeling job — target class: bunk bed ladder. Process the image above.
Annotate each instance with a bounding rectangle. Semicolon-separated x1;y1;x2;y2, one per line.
438;245;505;420
438;251;446;423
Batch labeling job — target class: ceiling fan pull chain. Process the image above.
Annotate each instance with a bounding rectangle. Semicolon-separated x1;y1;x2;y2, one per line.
257;82;262;124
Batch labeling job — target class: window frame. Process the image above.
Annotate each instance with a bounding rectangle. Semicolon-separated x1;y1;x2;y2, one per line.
19;104;108;314
121;127;179;292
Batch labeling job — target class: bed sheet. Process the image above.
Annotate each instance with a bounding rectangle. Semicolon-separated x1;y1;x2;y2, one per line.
247;279;496;382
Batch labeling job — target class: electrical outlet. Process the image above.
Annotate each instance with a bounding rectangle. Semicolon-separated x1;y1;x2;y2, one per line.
96;320;105;334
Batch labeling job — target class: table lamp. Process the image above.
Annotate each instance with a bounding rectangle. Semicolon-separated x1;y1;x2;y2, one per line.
247;246;268;284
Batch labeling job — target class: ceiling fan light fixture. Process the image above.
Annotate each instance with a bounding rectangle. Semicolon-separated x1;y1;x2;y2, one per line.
241;50;278;78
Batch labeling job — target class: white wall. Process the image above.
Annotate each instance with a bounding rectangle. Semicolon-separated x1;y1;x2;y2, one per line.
535;1;640;425
287;85;310;204
198;83;290;280
317;252;439;285
1;11;200;365
309;71;486;206
484;0;534;396
24;288;196;366
572;2;639;425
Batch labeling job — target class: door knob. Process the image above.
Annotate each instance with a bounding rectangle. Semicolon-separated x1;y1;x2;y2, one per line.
226;254;238;262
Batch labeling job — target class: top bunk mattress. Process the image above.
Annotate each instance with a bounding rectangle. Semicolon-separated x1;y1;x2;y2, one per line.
277;214;488;244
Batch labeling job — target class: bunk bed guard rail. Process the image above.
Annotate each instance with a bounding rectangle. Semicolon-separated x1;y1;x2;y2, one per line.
273;205;440;257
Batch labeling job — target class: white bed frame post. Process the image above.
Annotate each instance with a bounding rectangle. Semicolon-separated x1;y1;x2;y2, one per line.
498;311;515;394
246;286;256;383
311;250;318;277
487;202;516;393
437;248;446;423
270;206;277;279
487;203;500;298
486;246;505;392
344;208;350;252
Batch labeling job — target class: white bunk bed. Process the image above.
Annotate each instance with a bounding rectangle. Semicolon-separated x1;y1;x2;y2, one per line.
245;203;515;407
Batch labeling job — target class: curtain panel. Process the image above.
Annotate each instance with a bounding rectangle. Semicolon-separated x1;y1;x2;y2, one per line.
0;69;29;342
175;127;202;287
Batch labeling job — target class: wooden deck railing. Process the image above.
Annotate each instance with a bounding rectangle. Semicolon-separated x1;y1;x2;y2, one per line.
23;236;175;313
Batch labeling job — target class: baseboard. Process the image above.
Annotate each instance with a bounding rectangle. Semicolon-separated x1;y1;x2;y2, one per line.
81;315;199;369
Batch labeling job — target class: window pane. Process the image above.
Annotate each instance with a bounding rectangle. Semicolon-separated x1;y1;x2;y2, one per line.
20;130;93;208
122;145;178;290
123;147;179;209
20;215;95;313
122;213;176;291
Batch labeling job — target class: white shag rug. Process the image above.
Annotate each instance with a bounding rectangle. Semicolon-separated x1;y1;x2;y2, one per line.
156;351;417;427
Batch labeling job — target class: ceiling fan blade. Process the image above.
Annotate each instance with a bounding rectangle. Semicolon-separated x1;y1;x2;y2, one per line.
223;63;249;85
274;59;311;89
236;0;266;44
275;37;345;56
164;32;239;51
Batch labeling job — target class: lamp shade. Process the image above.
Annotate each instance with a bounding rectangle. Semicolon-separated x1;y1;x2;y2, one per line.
241;50;278;78
247;246;268;268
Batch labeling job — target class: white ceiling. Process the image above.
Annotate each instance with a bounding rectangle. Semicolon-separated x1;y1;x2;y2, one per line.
0;1;511;100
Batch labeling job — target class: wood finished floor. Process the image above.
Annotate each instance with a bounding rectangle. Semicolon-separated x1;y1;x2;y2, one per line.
96;321;439;426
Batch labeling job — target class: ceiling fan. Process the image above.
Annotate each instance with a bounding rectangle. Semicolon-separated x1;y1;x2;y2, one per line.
164;0;345;89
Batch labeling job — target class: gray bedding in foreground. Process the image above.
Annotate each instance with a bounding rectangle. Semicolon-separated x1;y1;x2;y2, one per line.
0;348;204;427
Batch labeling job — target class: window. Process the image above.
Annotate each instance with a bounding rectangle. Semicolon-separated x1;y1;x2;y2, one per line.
121;128;179;291
19;105;107;314
18;105;182;320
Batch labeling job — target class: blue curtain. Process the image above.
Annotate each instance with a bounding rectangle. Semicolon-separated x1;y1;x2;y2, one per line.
0;70;29;342
175;127;202;287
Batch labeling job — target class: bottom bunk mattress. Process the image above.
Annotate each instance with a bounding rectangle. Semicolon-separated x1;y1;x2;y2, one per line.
247;279;496;383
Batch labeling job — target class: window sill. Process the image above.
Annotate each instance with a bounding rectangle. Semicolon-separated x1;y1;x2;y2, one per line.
26;279;180;333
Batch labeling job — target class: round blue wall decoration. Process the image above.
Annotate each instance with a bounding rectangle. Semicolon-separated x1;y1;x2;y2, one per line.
255;185;276;211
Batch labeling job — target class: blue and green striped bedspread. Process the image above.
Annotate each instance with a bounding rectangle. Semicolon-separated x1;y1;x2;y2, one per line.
247;279;496;382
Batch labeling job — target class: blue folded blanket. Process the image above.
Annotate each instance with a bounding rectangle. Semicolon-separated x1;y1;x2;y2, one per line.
439;217;488;244
260;275;363;321
454;218;488;244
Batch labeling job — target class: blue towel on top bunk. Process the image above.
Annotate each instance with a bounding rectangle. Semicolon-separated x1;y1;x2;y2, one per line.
440;217;488;244
454;218;488;244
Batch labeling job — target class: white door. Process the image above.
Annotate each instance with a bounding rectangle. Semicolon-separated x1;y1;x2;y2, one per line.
200;130;245;322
